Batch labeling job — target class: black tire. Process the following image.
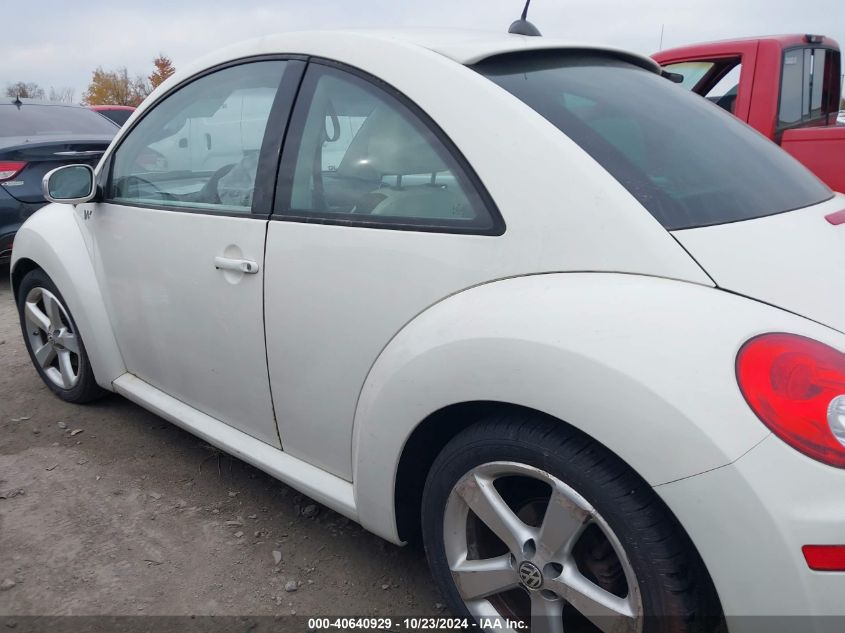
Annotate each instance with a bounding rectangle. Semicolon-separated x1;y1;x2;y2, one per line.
17;268;106;403
421;414;723;633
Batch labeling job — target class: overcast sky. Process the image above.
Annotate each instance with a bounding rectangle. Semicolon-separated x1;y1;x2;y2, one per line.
3;0;844;100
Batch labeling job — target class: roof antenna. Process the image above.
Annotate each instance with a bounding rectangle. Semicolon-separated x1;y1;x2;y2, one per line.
509;0;542;36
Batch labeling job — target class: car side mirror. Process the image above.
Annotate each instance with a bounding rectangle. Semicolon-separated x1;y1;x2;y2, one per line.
42;164;96;205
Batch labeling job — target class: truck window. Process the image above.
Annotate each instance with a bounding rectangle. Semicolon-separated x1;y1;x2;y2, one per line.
662;61;714;90
662;58;742;114
476;52;832;230
779;48;836;128
704;64;742;114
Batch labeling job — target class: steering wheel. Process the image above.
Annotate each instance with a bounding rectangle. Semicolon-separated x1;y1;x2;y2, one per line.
197;163;236;205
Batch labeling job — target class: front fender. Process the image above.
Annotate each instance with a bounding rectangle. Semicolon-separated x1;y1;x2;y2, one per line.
11;203;125;389
351;273;845;543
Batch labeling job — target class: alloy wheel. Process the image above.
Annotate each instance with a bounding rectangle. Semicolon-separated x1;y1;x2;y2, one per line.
443;461;643;633
23;286;81;390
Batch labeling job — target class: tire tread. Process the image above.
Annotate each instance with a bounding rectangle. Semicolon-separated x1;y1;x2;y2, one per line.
422;413;723;632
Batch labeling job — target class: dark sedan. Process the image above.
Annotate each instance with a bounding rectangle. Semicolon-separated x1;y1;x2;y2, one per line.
1;99;118;262
90;105;136;126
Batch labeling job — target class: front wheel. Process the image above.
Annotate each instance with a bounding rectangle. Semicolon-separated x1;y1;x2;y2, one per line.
17;268;105;403
421;415;721;633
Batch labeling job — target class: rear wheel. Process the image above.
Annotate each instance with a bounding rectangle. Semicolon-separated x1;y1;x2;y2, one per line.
421;415;721;633
17;268;105;403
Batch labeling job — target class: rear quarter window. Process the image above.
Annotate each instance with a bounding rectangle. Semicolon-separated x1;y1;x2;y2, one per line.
475;53;832;230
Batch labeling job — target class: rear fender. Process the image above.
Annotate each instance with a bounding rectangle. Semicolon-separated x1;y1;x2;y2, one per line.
351;273;845;543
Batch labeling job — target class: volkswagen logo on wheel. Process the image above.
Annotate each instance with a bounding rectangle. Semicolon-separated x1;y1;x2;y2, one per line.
518;561;543;590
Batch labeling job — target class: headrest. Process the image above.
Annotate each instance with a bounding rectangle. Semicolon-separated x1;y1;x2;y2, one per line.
337;105;447;179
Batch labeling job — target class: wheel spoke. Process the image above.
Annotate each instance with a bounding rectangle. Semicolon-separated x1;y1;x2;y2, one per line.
530;594;564;633
456;473;534;556
58;332;79;355
550;567;637;633
537;483;592;560
43;293;63;327
58;350;75;389
25;301;51;333
34;342;56;369
451;554;518;601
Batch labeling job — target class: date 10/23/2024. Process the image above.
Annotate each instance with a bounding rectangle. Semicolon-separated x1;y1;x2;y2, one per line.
306;617;527;630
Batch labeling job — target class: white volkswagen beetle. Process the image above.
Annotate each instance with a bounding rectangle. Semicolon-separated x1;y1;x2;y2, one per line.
10;28;845;633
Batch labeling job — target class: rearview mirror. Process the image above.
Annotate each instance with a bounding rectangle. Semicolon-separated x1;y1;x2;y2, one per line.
42;164;96;204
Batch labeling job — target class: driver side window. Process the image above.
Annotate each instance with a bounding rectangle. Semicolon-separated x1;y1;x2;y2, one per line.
108;60;287;214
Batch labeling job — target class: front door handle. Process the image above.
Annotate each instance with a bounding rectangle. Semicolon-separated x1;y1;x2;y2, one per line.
214;256;259;274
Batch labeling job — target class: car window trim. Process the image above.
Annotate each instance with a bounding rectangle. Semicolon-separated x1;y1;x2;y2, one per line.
271;57;505;236
102;54;307;220
699;58;742;98
252;59;307;214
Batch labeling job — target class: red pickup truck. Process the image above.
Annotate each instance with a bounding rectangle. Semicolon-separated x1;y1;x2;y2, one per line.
653;34;844;192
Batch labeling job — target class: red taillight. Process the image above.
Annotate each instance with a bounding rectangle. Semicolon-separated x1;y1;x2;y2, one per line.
0;161;26;181
802;545;845;571
736;333;845;468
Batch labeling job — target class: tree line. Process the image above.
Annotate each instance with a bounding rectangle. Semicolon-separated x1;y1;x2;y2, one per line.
6;56;845;111
5;55;176;107
4;82;76;103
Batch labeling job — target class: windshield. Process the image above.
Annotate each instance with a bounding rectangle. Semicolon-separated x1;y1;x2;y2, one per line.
0;104;118;138
662;61;716;90
475;53;832;230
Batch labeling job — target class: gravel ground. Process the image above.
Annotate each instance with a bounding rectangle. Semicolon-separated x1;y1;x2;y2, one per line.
0;264;442;617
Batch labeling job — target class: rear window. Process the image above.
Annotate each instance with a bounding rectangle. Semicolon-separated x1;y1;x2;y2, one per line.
779;47;838;129
97;109;133;126
475;53;832;230
0;104;118;138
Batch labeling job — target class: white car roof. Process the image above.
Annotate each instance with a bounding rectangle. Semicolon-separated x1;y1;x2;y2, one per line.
171;28;660;87
321;28;660;69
